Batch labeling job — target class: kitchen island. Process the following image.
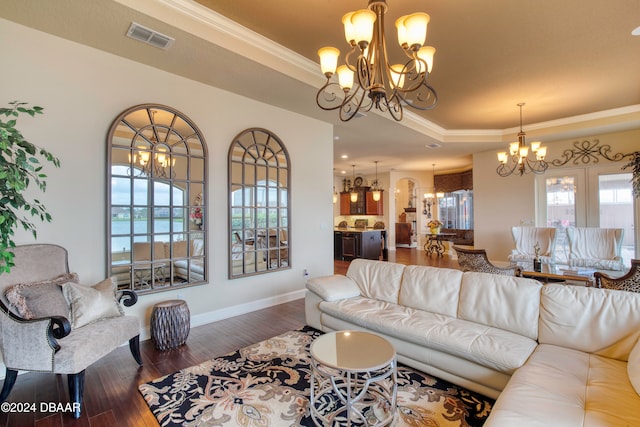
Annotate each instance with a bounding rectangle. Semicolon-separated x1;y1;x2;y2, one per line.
334;228;385;261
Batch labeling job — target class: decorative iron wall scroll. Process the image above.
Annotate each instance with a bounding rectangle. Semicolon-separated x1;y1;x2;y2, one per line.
550;139;634;167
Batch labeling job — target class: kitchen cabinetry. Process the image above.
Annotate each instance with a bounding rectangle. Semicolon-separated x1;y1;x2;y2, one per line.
340;188;384;215
365;190;384;215
334;229;382;260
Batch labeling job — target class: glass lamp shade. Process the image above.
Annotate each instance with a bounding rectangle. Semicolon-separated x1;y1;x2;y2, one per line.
424;193;434;199
417;46;436;73
497;152;508;163
402;13;430;48
333;192;338;204
509;142;520;155
530;141;541;152
372;190;381;202
350;191;359;202
318;47;340;76
342;12;356;44
536;146;547;159
350;9;376;45
436;192;445;198
395;15;409;46
337;65;354;90
390;64;406;88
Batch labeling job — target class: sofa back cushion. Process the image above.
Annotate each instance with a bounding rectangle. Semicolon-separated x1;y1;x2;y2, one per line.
346;259;405;304
539;284;640;360
399;265;463;317
458;272;542;340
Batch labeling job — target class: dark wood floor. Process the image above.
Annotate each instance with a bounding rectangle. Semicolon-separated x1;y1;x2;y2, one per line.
1;248;457;426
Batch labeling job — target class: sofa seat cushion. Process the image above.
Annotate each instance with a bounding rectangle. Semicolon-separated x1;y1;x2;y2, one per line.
319;297;537;374
53;315;140;374
486;344;640;427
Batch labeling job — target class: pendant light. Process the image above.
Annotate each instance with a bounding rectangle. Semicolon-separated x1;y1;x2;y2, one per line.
371;161;382;201
350;165;359;202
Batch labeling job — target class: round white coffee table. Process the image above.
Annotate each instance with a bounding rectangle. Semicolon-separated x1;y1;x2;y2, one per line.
309;330;397;426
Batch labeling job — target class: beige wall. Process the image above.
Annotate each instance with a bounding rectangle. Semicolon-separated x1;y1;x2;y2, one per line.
474;129;640;261
1;19;334;334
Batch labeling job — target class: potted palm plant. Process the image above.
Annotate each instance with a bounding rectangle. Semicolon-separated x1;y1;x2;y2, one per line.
0;101;60;273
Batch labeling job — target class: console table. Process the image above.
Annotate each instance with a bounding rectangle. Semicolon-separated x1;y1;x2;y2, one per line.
424;233;456;256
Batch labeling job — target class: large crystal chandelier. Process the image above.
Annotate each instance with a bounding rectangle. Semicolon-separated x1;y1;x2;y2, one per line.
496;103;548;177
316;0;437;122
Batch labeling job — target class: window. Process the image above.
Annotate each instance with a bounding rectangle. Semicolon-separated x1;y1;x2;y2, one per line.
229;128;290;278
438;190;473;229
108;104;207;293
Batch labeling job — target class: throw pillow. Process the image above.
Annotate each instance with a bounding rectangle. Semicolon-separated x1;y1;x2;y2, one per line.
62;278;124;329
4;272;79;319
629;337;640;396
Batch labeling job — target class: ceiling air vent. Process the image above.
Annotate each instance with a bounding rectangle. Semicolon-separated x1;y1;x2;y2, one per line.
126;22;174;50
425;142;441;149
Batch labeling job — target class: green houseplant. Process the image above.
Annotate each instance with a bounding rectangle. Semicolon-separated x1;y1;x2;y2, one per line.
622;151;640;198
0;101;60;273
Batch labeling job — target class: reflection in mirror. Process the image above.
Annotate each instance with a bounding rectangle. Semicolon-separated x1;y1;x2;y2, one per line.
107;104;208;294
228;128;290;278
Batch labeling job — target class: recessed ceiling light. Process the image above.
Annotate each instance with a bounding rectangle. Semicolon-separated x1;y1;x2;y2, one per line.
633;26;640;36
334;136;340;141
341;170;347;174
341;154;348;159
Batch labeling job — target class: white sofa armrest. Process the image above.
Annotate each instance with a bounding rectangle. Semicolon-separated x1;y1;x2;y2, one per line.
306;275;361;301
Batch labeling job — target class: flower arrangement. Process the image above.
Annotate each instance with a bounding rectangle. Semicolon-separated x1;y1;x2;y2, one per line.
190;207;203;228
427;219;443;229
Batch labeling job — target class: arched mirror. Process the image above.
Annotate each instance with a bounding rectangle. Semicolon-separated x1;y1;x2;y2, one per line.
228;128;290;278
107;104;207;293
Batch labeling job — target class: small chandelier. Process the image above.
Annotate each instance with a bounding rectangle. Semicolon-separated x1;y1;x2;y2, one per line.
423;164;443;218
496;103;548;177
350;165;359;202
370;160;382;201
316;0;437;122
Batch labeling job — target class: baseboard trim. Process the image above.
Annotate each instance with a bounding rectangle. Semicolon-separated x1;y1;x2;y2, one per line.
140;288;306;341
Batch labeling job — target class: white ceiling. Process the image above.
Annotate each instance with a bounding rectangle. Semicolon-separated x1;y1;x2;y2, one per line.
2;0;639;176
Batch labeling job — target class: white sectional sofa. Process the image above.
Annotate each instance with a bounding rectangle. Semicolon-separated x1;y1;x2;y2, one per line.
305;259;640;426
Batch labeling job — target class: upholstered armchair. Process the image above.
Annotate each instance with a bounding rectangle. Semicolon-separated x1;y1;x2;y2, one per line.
566;227;625;271
508;226;557;264
0;244;142;418
453;246;522;276
594;259;640;292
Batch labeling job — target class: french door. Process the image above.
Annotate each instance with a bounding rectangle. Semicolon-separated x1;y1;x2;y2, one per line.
536;164;637;265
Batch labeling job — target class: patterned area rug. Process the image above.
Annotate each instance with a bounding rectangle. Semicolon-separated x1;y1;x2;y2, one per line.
139;326;494;426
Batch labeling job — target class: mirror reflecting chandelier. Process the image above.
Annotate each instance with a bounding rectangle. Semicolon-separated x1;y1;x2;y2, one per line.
316;0;437;122
128;110;175;179
496;103;548;177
